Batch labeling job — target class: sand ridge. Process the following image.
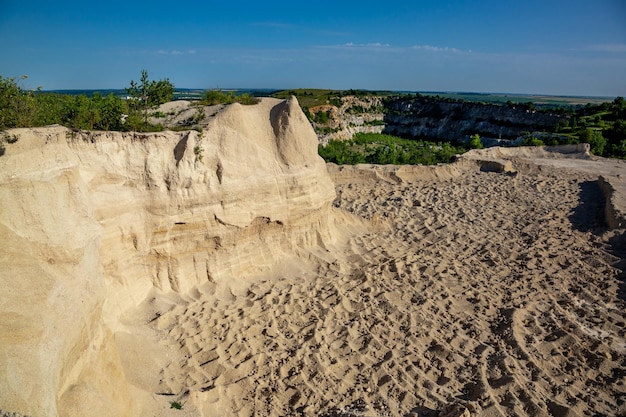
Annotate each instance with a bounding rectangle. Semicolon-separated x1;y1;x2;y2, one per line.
134;158;626;416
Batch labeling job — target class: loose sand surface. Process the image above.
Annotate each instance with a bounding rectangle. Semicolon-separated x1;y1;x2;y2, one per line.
133;152;626;417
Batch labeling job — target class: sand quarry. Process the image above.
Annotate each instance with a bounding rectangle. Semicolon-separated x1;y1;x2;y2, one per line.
1;98;625;417
146;156;626;417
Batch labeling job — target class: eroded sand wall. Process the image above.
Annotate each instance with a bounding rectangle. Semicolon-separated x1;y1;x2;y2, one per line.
0;98;338;417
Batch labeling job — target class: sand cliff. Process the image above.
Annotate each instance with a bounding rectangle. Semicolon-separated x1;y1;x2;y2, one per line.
0;98;349;417
1;98;625;417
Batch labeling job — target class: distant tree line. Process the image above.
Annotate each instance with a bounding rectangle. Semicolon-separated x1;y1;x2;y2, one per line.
544;97;626;158
0;71;174;132
0;72;270;135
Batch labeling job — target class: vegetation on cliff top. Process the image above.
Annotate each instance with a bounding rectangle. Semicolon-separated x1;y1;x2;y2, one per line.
0;73;257;134
2;76;625;161
125;70;174;130
200;89;259;106
0;72;173;132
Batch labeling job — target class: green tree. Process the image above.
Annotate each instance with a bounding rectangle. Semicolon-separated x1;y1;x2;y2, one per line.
126;70;151;129
33;93;68;126
469;133;483;149
62;95;95;129
148;79;174;106
0;75;36;129
613;96;625;119
126;70;174;130
97;93;125;131
579;128;607;155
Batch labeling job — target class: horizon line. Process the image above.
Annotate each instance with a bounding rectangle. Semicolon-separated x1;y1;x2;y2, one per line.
40;87;618;100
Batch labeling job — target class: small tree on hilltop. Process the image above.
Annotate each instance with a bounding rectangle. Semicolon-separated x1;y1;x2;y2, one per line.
126;70;174;130
149;79;175;106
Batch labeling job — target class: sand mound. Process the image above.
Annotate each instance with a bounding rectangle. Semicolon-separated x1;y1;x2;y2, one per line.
0;97;352;417
1;104;625;417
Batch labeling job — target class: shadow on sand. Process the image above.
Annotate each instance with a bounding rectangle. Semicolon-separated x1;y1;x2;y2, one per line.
569;180;606;233
608;231;626;302
570;180;626;302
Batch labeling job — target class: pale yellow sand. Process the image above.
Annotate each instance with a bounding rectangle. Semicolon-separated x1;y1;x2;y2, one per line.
135;159;626;417
2;103;624;417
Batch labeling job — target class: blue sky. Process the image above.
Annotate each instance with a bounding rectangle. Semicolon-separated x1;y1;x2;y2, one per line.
1;0;625;96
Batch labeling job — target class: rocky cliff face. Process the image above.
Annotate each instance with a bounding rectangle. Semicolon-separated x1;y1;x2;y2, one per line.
0;97;338;417
309;96;385;144
383;97;565;143
311;95;567;145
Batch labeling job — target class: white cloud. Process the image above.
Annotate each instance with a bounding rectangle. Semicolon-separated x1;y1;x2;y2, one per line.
155;49;197;56
317;42;468;54
584;44;626;53
410;44;466;53
316;42;389;48
343;42;391;48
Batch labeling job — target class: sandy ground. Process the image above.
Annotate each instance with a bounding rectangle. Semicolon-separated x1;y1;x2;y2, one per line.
134;157;626;417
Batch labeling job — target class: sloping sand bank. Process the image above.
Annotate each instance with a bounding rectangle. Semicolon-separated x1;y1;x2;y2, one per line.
139;147;626;416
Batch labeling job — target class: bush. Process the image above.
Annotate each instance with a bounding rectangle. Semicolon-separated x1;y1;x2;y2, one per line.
579;128;607;155
313;110;330;124
521;135;545;146
0;75;36;129
236;93;259;105
194;145;204;162
319;133;464;165
201;90;259;106
468;134;483;149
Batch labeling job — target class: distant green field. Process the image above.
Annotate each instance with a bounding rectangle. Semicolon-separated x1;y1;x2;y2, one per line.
45;88;277;101
422;91;613;106
270;88;614;109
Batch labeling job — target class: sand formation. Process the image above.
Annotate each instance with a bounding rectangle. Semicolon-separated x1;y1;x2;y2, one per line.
0;97;625;417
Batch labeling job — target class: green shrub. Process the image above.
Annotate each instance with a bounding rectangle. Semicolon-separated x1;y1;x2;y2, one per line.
201;90;259;106
521;135;545;146
313;110;330;124
319;133;464;165
469;134;483;149
578;128;607;155
236;93;259;105
194;145;204;162
202;90;234;105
